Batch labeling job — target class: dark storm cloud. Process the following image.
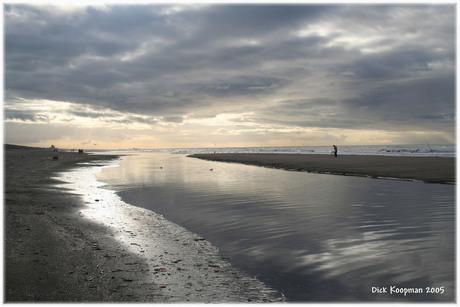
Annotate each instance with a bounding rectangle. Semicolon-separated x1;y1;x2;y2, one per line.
256;70;455;130
342;73;456;130
4;109;38;122
339;48;453;80
4;4;456;136
188;5;332;39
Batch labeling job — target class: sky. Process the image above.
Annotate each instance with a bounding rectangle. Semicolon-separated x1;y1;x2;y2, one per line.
3;3;456;149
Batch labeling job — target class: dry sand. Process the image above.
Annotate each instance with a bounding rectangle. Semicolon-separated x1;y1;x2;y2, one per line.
4;148;282;302
190;153;455;184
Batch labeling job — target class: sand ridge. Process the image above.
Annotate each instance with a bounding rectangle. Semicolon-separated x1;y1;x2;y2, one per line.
189;153;455;184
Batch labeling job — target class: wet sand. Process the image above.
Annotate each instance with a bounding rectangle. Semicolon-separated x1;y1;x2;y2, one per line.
190;153;455;184
4;148;282;302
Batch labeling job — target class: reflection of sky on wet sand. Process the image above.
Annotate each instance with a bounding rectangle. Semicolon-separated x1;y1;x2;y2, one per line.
91;153;455;301
53;159;281;302
52;158;143;250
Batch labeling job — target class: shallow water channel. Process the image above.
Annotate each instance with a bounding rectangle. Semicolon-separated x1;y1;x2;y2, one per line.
95;152;455;302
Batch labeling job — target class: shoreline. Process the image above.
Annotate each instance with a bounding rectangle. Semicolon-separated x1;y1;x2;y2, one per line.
4;149;282;302
189;153;455;184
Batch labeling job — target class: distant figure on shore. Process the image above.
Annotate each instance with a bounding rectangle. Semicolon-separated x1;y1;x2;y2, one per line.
333;145;338;157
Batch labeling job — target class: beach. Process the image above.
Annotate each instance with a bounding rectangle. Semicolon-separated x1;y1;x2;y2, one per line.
4;148;282;302
189;153;455;184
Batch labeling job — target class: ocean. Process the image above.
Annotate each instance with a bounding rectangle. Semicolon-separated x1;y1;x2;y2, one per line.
59;145;455;301
89;144;456;157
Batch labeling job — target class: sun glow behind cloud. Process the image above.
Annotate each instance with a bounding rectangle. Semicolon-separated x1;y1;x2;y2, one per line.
4;99;156;129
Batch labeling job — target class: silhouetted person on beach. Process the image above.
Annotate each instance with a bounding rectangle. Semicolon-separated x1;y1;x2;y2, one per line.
333;145;338;157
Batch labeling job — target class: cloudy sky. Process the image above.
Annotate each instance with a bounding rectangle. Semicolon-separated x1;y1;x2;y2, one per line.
4;3;456;149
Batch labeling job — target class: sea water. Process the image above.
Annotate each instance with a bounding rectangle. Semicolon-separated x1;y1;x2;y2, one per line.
90;144;456;157
93;152;455;302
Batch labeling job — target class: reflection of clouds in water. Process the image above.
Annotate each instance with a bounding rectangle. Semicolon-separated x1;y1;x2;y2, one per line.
300;231;406;278
91;153;455;301
298;225;451;287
